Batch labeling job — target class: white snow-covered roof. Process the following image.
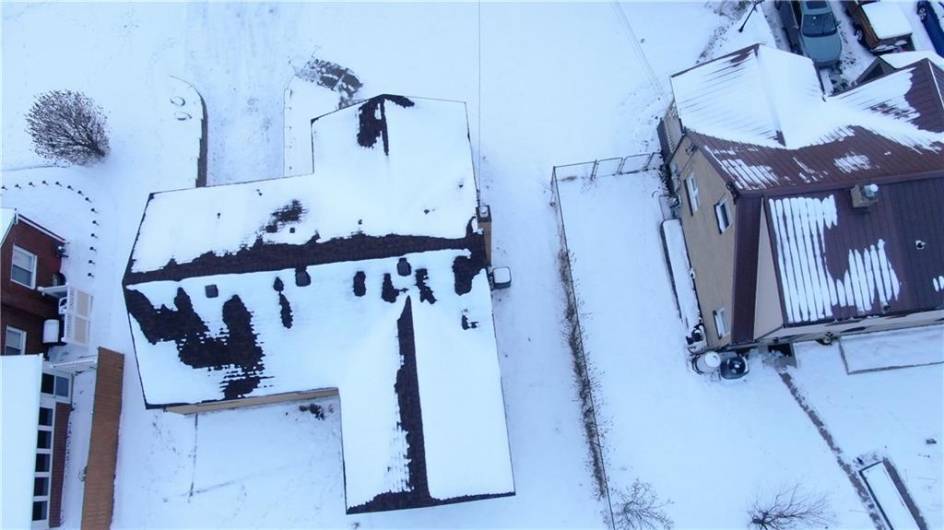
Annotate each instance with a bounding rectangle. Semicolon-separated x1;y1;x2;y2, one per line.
672;44;944;192
861;2;912;40
1;355;43;530
124;95;513;513
1;207;16;243
670;45;823;148
880;50;944;70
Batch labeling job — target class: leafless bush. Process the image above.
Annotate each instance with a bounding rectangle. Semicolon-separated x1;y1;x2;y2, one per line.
556;247;608;498
614;480;673;530
749;485;833;530
27;90;109;166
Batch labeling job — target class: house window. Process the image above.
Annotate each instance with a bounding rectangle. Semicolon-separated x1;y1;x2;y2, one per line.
713;308;729;339
685;176;700;214
11;246;37;288
714;200;731;233
4;326;26;355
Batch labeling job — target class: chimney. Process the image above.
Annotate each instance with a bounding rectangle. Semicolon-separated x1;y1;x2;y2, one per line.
851;183;879;209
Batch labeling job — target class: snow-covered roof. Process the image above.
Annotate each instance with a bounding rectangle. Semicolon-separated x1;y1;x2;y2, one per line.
130;96;477;274
765;177;944;325
861;2;912;40
123;95;514;513
1;355;43;530
1;207;16;243
670;44;823;148
671;44;944;192
880;50;944;70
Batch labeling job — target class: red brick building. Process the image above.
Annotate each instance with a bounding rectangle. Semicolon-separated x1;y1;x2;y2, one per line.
1;208;66;356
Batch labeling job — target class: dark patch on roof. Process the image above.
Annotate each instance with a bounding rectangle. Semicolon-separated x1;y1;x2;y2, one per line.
356;95;415;156
382;273;400;303
452;230;487;295
347;297;512;514
415;268;436;304
397;257;412;277
295;267;311;287
125;231;482;285
273;277;284;292
353;271;367;297
461;314;478;330
278;293;293;329
264;199;304;234
124;288;266;400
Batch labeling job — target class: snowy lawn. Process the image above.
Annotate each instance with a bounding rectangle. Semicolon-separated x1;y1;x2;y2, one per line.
556;171;875;529
5;1;939;527
790;338;944;528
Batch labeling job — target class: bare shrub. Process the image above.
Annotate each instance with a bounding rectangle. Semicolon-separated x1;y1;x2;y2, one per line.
749;485;833;530
26;90;109;166
614;480;673;530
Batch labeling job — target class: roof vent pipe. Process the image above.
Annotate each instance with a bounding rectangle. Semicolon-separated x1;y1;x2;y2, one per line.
852;183;879;208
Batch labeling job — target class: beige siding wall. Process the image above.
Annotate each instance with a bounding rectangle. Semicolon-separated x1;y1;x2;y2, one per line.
671;137;738;350
663;101;683;156
753;210;784;339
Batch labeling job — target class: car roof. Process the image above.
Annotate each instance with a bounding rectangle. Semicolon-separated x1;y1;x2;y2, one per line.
802;1;833;14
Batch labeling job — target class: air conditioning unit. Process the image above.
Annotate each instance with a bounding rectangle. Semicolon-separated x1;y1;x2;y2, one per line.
852;183;879;208
43;319;61;344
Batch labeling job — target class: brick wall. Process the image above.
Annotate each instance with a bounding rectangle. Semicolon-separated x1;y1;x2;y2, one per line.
80;348;124;530
49;402;71;527
1;219;63;355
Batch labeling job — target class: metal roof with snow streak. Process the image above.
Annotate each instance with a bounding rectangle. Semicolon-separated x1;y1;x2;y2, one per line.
670;45;944;343
122;95;514;514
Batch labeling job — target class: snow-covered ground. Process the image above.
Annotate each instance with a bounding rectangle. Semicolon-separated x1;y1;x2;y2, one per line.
2;1;941;528
556;171;874;529
790;338;944;527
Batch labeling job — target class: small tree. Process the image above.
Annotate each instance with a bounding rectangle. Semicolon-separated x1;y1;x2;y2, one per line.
614;480;674;530
26;90;109;166
749;485;833;530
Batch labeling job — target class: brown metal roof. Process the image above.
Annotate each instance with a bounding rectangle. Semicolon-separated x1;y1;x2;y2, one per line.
765;176;944;326
688;60;944;195
680;57;944;342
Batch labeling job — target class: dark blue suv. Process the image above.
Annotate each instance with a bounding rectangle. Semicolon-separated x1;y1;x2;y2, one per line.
917;1;944;55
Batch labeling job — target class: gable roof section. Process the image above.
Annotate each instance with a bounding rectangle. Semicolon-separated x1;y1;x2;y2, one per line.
670;44;823;148
765;177;944;326
123;95;514;513
672;45;944;193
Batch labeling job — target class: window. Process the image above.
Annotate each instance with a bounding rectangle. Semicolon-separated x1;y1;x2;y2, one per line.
54;376;70;398
714;200;731;233
41;373;54;394
685;176;700;214
33;477;49;497
37;430;51;449
4;326;26;355
38;407;53;427
11;246;37;288
35;454;50;472
32;501;47;522
713;308;729;339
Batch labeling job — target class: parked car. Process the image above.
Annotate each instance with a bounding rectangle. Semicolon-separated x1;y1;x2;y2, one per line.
844;0;915;54
776;1;843;67
917;0;944;56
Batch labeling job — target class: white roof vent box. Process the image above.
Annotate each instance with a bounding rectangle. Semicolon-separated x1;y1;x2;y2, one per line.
852;183;880;209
